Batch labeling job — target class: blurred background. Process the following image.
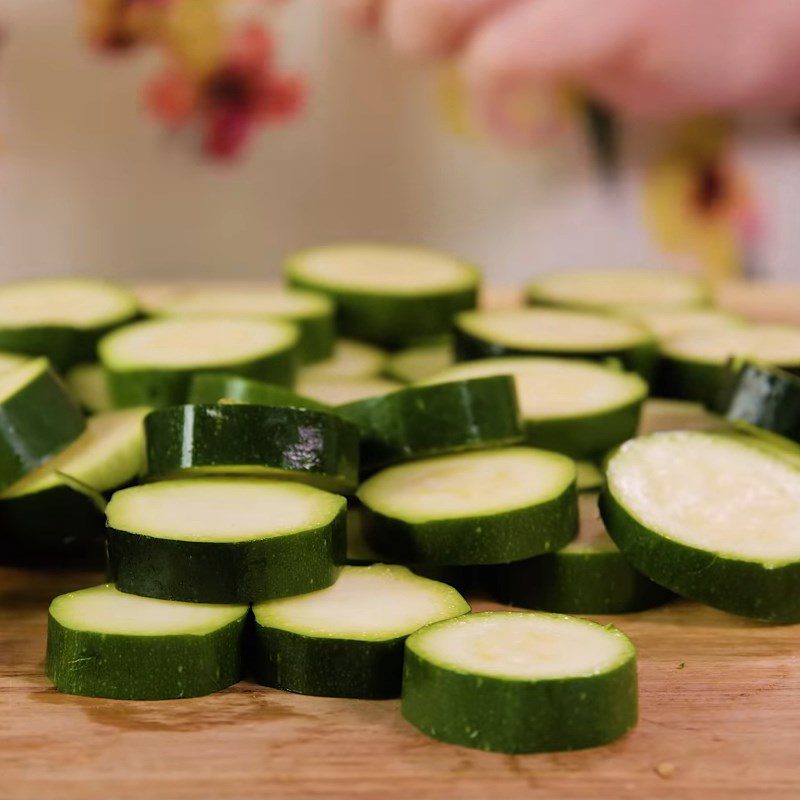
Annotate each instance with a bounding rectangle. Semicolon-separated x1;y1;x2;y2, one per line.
0;0;799;284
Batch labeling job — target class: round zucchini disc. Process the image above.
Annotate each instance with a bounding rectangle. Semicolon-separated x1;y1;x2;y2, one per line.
525;268;708;311
286;244;480;347
149;286;335;364
402;611;638;753
0;407;148;565
252;564;470;699
46;584;247;700
488;494;672;614
296;375;404;406
0;278;139;369
385;342;454;383
624;307;743;341
107;478;346;603
299;339;387;381
656;324;800;406
425;357;647;460
66;363;113;413
454;308;655;378
358;447;578;565
0;352;30;373
575;461;603;493
0;358;85;492
602;431;800;622
144;404;360;493
99;317;300;407
189;373;331;412
338;376;523;474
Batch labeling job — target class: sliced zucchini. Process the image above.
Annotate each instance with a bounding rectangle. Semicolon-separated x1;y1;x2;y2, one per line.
150;286;334;363
299;339;387;381
286;244;480;347
99;317;299;407
188;373;331;412
0;358;85;491
252;564;469;699
338;376;523;474
576;461;602;493
0;352;29;372
358;447;577;565
46;584;247;699
425;357;647;459
454;308;655;377
66;363;113;413
638;398;724;434
402;611;638;753
526;268;707;310
602;431;800;622
144;404;360;493
107;478;346;603
657;324;800;406
0;408;147;564
0;278;138;369
488;494;672;614
296;375;404;406
624;307;744;340
384;342;454;383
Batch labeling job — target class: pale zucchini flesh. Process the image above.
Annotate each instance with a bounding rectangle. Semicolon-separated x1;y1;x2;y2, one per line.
299;339;387;381
296;376;404;406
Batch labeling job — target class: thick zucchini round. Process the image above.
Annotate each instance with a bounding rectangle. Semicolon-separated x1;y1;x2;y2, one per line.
402;611;638;753
358;448;578;565
0;358;85;491
454;308;655;378
107;478;346;603
0;407;148;564
296;375;404;406
66;363;113;413
575;461;603;493
144;404;360;493
286;244;480;347
100;317;299;407
624;307;744;340
602;431;800;622
299;339;387;381
0;278;139;369
385;342;454;383
338;376;523;474
488;494;672;614
188;373;331;412
46;584;247;699
252;564;469;699
425;357;647;460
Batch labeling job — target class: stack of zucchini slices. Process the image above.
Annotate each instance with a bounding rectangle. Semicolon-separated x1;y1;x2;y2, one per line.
4;258;797;756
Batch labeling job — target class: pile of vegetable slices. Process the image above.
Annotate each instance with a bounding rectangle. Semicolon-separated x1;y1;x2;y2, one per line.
1;250;799;756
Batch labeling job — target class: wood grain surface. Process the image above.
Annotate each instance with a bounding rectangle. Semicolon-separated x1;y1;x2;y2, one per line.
2;280;800;800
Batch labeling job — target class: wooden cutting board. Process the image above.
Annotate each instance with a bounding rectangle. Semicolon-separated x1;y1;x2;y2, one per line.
2;280;800;800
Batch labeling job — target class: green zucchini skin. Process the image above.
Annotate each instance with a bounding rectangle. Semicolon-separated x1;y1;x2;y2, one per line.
453;328;657;380
294;312;336;364
46;612;247;700
401;624;638;754
144;404;360;493
252;627;407;699
599;488;800;622
0;363;85;491
338;377;523;474
361;484;578;566
652;355;728;406
108;510;346;604
189;373;332;412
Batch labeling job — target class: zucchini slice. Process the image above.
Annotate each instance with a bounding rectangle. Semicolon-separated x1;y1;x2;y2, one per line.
150;286;335;364
99;317;299;407
107;478;346;603
66;363;113;413
385;342;454;383
425;357;647;459
252;564;470;699
402;611;638;753
575;461;602;493
0;358;85;491
188;373;331;412
296;375;404;406
338;376;523;474
0;278;138;369
657;324;800;406
299;339;387;381
144;404;360;493
0;408;147;564
602;431;800;622
286;244;480;347
454;308;655;377
46;584;247;699
0;352;29;372
488;494;672;614
624;307;744;340
526;268;707;310
358;447;577;565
